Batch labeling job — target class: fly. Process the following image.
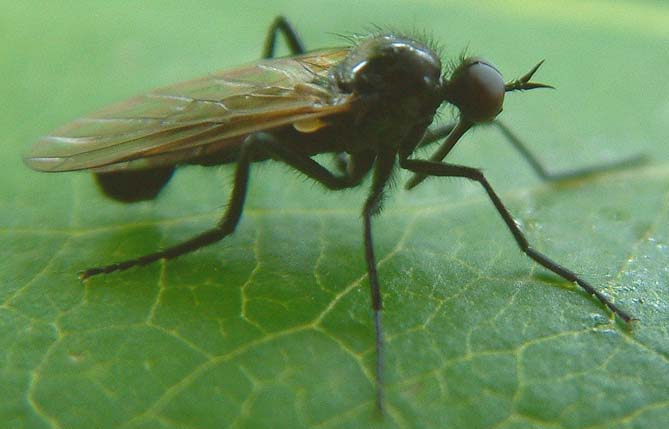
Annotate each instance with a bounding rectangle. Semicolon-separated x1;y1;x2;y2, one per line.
24;17;642;413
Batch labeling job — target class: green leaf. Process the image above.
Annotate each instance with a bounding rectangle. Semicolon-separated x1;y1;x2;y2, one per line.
2;1;668;428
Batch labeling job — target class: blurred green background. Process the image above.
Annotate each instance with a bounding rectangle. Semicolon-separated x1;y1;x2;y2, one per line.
2;1;668;428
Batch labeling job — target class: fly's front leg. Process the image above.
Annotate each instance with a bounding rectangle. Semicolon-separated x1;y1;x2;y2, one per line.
408;120;646;189
80;133;366;280
493;120;646;181
400;158;635;323
262;16;306;58
416;122;458;148
405;120;472;190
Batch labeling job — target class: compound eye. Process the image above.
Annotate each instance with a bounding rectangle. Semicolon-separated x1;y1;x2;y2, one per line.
448;58;505;123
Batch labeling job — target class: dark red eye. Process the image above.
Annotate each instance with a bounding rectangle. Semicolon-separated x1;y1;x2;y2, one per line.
446;57;505;123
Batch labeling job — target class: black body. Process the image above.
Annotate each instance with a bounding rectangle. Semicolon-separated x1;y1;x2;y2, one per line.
27;17;643;414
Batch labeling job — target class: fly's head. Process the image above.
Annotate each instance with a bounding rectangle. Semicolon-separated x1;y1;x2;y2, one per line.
443;58;505;123
442;57;553;124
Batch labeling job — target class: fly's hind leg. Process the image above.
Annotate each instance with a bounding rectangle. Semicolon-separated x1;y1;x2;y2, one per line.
262;16;306;58
80;133;369;280
80;135;261;279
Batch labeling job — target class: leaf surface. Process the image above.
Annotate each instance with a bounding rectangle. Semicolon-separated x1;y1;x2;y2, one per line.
2;1;668;428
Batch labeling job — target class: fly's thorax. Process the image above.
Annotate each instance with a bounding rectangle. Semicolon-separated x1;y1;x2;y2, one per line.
331;34;443;151
338;99;436;154
333;34;443;119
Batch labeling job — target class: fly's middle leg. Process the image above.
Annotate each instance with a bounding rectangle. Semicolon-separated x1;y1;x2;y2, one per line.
262;16;306;59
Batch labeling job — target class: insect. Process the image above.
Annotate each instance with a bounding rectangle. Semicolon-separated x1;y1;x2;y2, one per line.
25;17;639;412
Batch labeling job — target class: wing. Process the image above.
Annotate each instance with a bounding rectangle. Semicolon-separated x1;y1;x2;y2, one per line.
24;48;353;172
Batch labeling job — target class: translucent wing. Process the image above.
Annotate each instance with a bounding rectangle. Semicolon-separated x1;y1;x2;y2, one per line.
24;48;352;172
